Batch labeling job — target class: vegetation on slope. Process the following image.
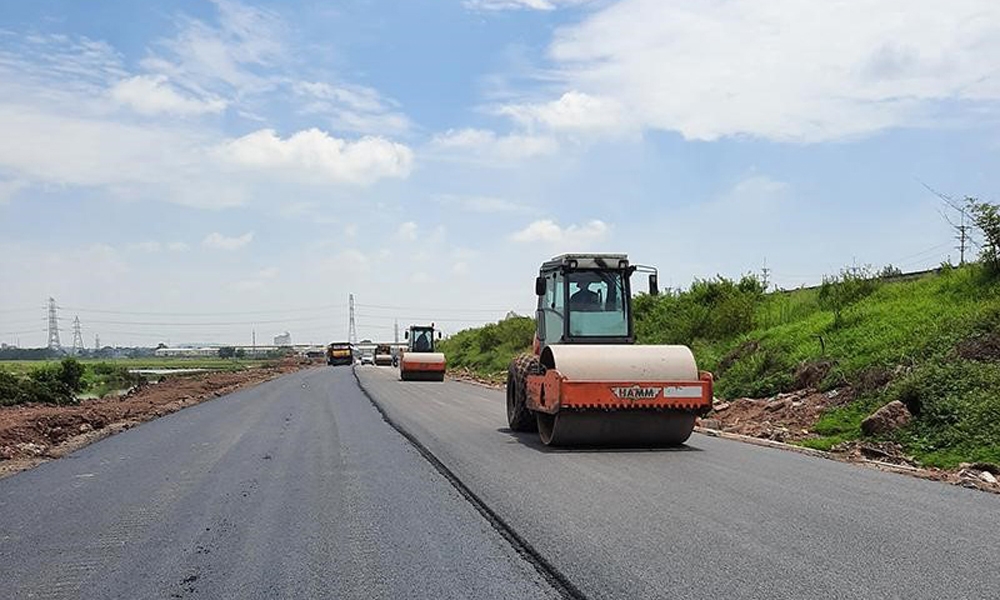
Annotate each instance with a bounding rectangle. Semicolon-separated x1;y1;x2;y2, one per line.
437;316;535;380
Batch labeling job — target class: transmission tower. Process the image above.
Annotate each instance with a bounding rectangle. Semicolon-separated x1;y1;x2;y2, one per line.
348;294;358;344
47;297;61;351
394;319;399;344
94;334;101;351
71;316;84;355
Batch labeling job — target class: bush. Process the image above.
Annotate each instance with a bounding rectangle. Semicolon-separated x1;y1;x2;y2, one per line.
438;316;535;375
635;274;766;345
890;360;1000;467
818;266;880;327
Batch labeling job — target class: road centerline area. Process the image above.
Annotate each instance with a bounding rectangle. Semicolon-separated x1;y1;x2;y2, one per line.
355;365;1000;600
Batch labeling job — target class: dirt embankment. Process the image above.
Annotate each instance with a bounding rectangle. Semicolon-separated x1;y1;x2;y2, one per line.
700;389;1000;494
0;360;313;477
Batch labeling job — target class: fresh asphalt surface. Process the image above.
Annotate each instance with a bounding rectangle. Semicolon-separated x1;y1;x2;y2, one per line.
0;367;558;600
2;366;998;600
356;366;1000;600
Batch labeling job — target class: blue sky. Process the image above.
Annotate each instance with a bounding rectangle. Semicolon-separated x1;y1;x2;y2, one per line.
2;0;999;347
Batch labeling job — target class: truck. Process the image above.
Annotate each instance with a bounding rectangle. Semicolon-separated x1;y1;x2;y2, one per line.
326;342;353;366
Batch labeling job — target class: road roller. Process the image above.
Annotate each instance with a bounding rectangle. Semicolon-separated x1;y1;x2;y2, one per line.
507;253;713;446
399;324;446;381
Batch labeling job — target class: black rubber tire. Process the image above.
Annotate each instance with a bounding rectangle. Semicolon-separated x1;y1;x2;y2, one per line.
507;355;542;432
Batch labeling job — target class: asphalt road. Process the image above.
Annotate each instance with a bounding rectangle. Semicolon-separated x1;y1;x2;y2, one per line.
0;367;559;600
356;366;1000;600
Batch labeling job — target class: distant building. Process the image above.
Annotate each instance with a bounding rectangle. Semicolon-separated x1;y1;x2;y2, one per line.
154;347;219;358
273;331;292;346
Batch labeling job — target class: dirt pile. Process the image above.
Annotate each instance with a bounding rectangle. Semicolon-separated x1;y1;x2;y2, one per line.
706;388;839;442
0;360;306;470
704;389;1000;494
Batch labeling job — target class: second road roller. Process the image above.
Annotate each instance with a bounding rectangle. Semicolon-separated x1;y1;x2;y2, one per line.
399;324;446;381
506;253;713;446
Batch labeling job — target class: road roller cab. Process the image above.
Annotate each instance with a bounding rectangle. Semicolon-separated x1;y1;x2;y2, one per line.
508;253;714;446
400;324;447;381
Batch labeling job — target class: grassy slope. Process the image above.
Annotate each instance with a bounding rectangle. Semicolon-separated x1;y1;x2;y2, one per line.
440;267;1000;468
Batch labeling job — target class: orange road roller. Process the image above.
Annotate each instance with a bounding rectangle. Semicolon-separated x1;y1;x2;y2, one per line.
507;253;713;446
400;324;446;381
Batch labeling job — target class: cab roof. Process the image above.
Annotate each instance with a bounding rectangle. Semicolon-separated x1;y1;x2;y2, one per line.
541;253;629;271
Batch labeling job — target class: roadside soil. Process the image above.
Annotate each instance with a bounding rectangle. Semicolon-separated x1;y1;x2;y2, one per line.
0;359;315;478
701;389;1000;494
448;367;505;389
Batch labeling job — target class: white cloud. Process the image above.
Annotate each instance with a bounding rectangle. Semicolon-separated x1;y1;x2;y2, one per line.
464;0;588;10
232;266;278;291
131;241;163;253
167;242;190;252
220;128;413;184
511;219;609;246
0;179;27;204
142;0;285;96
547;0;1000;141
202;231;254;250
497;91;627;134
112;75;226;116
293;81;410;135
0;104;236;208
430;128;558;163
324;248;370;274
433;194;531;214
397;221;418;241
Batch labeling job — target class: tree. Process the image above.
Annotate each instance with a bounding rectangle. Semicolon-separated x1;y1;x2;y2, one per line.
218;346;236;359
967;197;1000;276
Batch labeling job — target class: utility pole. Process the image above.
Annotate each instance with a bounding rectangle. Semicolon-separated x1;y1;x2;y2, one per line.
394;319;399;344
94;334;100;351
252;329;256;356
47;297;61;351
71;316;84;355
348;294;357;345
956;204;969;265
922;181;970;267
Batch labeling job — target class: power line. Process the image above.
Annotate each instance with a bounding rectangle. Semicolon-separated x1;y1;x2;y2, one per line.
73;315;345;327
355;313;513;323
58;303;344;317
354;302;520;313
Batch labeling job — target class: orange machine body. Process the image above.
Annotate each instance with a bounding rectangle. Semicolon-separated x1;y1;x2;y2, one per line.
400;355;447;373
526;369;713;415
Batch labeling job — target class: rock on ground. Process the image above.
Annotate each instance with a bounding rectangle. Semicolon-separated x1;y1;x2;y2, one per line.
861;400;912;436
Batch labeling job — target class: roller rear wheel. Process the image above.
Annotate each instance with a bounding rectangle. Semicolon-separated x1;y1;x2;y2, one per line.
506;355;540;432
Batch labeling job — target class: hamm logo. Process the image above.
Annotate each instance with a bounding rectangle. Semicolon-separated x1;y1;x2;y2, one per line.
611;385;661;401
